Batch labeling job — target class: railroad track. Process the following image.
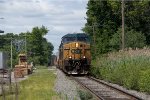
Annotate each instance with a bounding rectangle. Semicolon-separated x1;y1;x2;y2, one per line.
71;76;143;100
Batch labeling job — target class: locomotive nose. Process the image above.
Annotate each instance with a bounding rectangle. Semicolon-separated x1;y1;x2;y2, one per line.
73;61;81;69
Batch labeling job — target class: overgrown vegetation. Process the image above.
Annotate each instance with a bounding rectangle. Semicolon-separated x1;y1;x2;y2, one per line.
0;67;59;100
77;89;93;100
90;49;150;93
18;68;58;100
84;1;150;93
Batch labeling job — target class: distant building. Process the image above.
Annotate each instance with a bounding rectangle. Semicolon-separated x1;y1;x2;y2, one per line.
0;52;8;69
50;55;57;66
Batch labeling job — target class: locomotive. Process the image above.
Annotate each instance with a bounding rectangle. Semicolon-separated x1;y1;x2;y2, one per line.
58;33;91;74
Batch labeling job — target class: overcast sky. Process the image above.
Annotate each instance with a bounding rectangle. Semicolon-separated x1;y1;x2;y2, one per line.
0;0;88;53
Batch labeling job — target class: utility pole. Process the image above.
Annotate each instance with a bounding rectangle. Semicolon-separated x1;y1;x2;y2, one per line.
24;33;28;69
122;0;125;50
93;22;96;53
84;17;100;54
11;37;13;69
25;33;27;56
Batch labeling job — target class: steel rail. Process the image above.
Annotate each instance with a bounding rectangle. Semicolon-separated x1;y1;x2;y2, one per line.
71;76;104;100
71;76;144;100
89;77;143;100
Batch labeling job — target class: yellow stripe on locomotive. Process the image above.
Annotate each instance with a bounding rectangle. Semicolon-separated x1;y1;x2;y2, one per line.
58;33;91;74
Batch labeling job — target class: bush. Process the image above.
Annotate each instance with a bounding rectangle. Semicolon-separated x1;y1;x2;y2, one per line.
91;52;150;93
138;69;150;93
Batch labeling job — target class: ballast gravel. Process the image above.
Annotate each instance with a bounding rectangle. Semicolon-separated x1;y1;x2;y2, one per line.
53;66;150;100
107;81;150;100
97;79;150;100
54;69;81;100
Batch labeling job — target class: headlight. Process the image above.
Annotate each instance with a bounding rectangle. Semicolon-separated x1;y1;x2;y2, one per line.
75;43;79;47
69;56;72;59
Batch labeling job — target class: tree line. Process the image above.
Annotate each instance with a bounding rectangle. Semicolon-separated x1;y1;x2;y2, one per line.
83;0;150;58
0;26;54;67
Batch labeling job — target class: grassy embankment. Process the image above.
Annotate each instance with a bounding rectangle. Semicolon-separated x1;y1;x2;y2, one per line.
90;49;150;93
1;66;59;100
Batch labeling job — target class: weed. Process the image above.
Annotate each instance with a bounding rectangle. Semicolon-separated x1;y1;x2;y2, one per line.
91;49;150;93
77;89;93;100
0;67;59;100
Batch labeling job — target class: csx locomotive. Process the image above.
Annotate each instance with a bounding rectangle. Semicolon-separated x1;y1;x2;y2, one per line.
58;33;91;74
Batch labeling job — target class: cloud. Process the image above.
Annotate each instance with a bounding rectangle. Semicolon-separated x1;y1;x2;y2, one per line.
0;0;88;53
0;0;5;3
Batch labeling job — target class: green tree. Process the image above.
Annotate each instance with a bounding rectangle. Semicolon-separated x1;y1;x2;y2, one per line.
83;0;150;58
83;0;119;57
110;27;146;50
27;26;53;65
0;26;54;67
124;1;150;44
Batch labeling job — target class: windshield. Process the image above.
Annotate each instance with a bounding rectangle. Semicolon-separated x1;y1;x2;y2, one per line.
77;37;90;42
63;37;76;43
62;36;90;43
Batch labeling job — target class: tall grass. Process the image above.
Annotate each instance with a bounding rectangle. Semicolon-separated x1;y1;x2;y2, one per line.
1;67;59;100
91;49;150;93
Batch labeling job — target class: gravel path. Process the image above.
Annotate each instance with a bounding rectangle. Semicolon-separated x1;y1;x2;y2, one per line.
54;68;81;100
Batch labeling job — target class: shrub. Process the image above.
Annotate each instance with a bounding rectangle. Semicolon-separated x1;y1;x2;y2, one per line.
138;69;150;93
91;50;150;93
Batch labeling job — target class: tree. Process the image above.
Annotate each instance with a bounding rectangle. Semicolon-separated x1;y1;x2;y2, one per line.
27;26;53;65
0;26;54;67
124;1;150;44
83;0;119;57
110;27;146;50
83;0;150;58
